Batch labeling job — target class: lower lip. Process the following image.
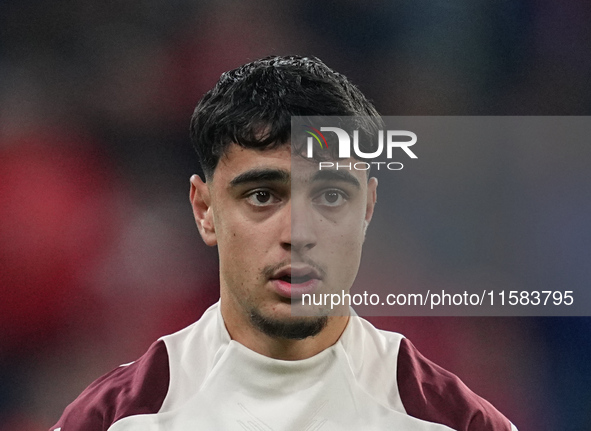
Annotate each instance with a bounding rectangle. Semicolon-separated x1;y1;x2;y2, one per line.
271;278;321;299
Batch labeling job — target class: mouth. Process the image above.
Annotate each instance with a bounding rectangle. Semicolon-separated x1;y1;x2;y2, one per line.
270;265;323;298
272;265;322;283
277;274;315;284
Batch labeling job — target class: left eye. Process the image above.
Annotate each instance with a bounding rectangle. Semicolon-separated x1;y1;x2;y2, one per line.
246;190;280;206
314;190;347;207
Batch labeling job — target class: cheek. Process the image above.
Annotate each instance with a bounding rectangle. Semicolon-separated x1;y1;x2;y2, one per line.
217;225;268;283
218;232;252;270
323;211;366;248
324;219;366;277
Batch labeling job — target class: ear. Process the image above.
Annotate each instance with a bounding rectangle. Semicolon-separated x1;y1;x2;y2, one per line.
364;177;378;235
189;174;217;246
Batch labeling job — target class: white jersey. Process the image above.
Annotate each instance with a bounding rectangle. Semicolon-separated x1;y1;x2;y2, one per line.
51;302;517;431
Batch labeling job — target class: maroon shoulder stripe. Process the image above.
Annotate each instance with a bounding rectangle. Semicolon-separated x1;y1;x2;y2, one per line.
397;338;511;431
50;339;170;431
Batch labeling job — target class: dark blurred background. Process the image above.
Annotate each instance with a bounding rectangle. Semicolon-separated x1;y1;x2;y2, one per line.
1;1;590;430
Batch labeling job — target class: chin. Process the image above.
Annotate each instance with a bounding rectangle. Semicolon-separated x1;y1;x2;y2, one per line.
248;308;328;340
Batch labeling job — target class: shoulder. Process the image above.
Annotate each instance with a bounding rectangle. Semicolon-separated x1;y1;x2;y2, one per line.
342;317;515;431
396;336;514;431
49;339;170;431
49;302;227;431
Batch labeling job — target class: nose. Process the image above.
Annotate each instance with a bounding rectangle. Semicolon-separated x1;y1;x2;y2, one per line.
281;199;317;253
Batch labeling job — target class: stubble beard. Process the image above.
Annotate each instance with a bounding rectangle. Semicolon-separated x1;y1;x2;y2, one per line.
247;259;329;340
248;308;328;340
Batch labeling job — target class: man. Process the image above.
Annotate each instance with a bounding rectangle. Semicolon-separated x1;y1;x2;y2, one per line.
50;56;517;430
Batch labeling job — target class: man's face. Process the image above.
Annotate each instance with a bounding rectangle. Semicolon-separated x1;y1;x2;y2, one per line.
190;143;377;338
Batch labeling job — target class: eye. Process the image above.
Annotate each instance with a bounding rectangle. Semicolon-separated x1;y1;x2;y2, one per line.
246;190;280;207
313;189;347;207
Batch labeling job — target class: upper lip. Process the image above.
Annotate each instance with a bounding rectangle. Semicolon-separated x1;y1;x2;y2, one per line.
271;265;322;280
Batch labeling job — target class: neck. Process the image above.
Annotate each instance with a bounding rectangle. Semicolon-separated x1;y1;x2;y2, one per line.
220;298;350;361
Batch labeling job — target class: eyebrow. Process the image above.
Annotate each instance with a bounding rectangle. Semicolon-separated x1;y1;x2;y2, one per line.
311;169;360;188
229;168;290;187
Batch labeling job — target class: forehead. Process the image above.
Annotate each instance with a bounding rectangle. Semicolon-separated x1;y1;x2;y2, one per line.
212;143;367;186
215;144;291;178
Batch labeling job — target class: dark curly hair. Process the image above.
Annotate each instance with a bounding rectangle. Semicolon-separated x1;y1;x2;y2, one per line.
190;55;380;179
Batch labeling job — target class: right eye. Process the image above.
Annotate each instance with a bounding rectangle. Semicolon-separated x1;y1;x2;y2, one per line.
246;190;280;207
